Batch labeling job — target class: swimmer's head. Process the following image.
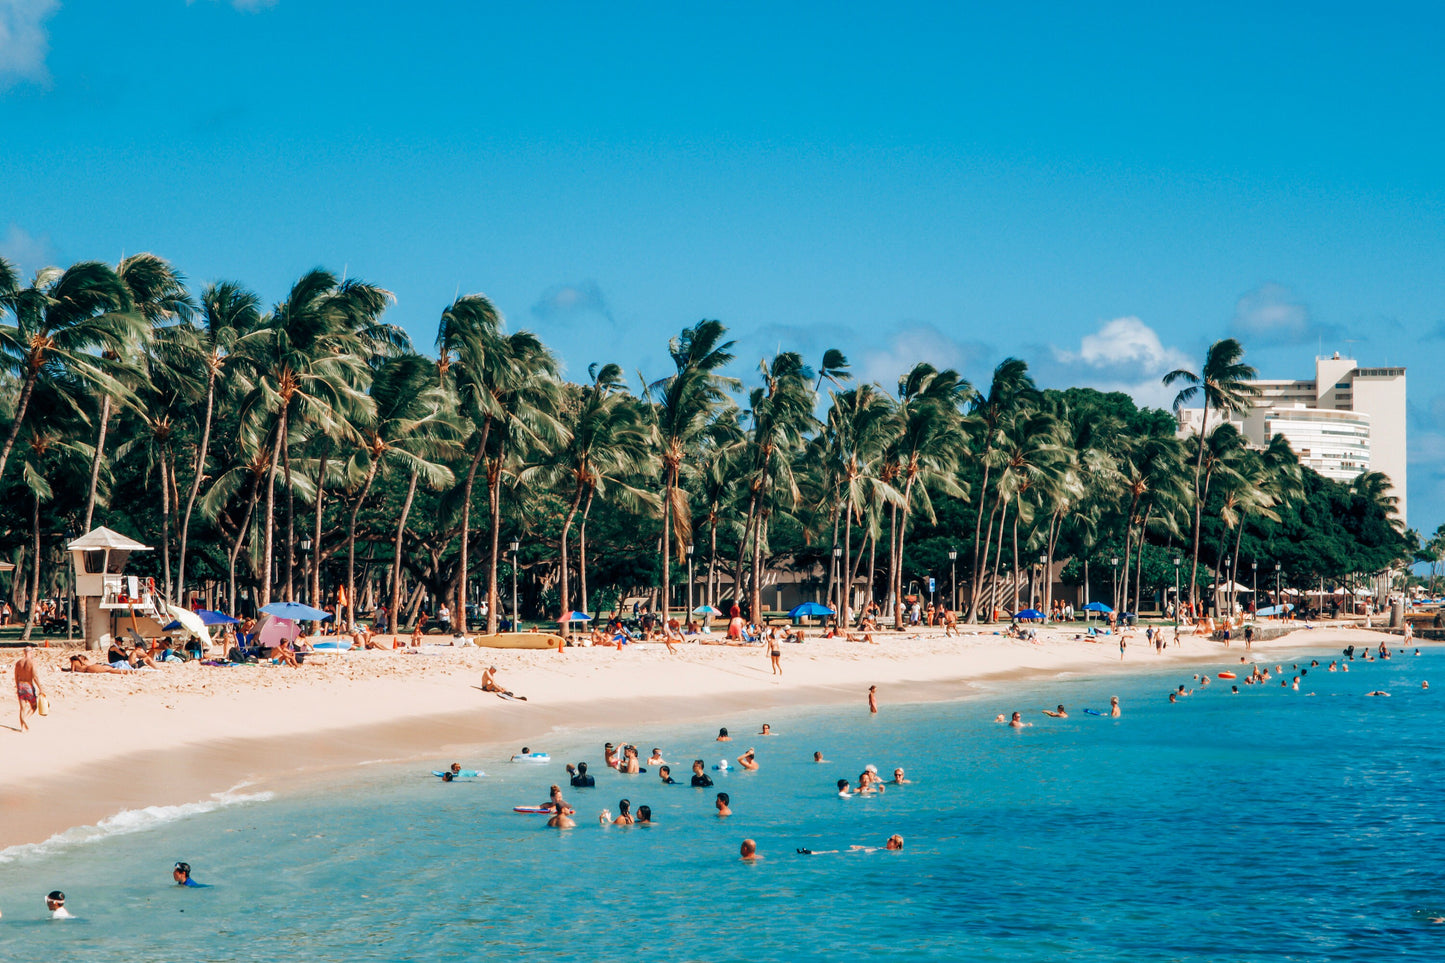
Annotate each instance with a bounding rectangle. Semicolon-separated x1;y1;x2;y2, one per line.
1057;705;1066;713
617;799;630;815
740;838;757;858
577;762;588;773
837;778;850;791
886;834;904;850
173;862;191;881
449;763;461;773
46;891;64;908
520;747;529;754
636;805;651;822
717;792;730;806
813;751;823;761
659;765;670;776
442;772;454;782
718;728;728;737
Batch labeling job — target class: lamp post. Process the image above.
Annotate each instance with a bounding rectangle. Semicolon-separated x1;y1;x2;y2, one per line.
509;540;520;632
1173;557;1181;631
299;537;312;605
1275;562;1282;617
948;549;958;614
1036;554;1046;612
1251;561;1257;615
1111;556;1120;614
833;545;843;617
686;544;695;620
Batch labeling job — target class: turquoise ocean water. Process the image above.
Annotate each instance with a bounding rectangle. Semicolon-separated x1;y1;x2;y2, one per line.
2;645;1442;961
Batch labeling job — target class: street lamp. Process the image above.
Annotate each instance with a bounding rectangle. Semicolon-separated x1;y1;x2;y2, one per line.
686;544;695;620
1251;561;1258;615
948;549;958;614
1036;554;1046;612
299;537;313;605
1275;563;1282;617
509;540;520;632
1110;556;1120;613
1173;557;1181;631
833;545;843;615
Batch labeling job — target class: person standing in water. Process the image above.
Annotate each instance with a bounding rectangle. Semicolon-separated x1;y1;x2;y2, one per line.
868;685;878;714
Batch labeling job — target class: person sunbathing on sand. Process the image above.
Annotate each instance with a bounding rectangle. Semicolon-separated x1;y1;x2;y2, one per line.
64;654;129;674
480;666;526;700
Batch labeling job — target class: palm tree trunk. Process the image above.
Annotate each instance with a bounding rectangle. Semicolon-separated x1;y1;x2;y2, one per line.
967;461;993;622
895;477;916;629
888;502;899;626
841;507;853;628
866;528;877;613
662;469;673;625
346;462;378;630
388;466;420;632
978;498;1002;621
457;419;491;629
228;471;263;617
731;492;758;613
749;513;765;620
707;511;719;610
1187;406;1211;611
486;457;504;634
0;368;39;492
1010;514;1020;614
82;394;112;532
558;483;583;615
579;488;595;617
1133;506;1153;614
823;500;841;611
990;500;1009;619
261;410;286;607
310;451;330;607
160;455;173;604
19;492;39;643
177;369;216;608
284;436;295;602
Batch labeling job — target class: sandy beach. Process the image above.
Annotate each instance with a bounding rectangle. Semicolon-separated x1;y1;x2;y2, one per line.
0;623;1397;850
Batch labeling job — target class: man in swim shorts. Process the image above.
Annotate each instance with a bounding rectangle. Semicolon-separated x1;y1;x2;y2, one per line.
14;646;41;732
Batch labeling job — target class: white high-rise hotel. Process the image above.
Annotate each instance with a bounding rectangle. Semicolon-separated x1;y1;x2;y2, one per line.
1176;354;1407;524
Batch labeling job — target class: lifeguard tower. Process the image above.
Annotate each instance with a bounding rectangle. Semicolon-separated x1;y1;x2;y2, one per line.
67;526;171;649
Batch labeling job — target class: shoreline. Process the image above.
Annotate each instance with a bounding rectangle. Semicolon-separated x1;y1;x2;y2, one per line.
0;624;1391;851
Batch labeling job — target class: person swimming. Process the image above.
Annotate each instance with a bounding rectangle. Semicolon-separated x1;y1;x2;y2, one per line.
1008;711;1031;729
46;891;73;919
892;767;911;785
740;838;760;861
813;751;828;763
716;728;732;742
658;765;677;784
1043;704;1067;718
716;792;731;816
173;862;202;887
837;778;853;797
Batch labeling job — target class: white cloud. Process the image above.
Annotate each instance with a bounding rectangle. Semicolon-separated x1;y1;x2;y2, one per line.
0;223;52;275
857;321;992;392
1231;282;1318;345
531;279;616;328
1047;316;1192;410
0;0;59;87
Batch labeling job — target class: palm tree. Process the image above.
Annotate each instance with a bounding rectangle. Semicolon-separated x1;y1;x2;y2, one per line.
1163;338;1259;613
0;260;140;491
535;363;654;617
82;254;194;534
823;385;902;627
480;332;566;633
645;320;737;624
887;363;970;626
174;281;260;606
231;269;390;605
735;353;818;620
342;353;459;632
436;293;504;630
965;359;1038;622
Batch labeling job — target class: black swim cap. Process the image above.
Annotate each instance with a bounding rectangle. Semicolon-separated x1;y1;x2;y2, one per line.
175;862;191;874
48;891;64;901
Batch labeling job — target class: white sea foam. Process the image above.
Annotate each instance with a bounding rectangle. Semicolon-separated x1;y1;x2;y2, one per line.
0;784;274;865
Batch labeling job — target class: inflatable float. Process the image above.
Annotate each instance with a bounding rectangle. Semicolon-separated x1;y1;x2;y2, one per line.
513;805;553;814
1218;672;1237;680
432;770;482;779
511;752;551;763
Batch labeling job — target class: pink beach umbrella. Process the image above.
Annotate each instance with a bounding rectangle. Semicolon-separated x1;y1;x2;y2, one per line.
256;614;299;650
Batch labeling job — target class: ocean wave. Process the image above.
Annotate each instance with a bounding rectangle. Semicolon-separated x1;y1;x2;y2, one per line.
0;784;274;865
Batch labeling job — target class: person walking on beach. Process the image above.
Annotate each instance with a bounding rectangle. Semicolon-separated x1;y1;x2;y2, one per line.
868;685;878;714
1119;635;1126;660
14;646;42;732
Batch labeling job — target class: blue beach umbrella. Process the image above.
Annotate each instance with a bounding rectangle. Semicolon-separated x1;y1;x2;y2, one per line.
261;601;333;622
692;605;721;615
787;602;835;618
1082;601;1113;613
1013;608;1045;620
196;609;241;626
561;611;592;622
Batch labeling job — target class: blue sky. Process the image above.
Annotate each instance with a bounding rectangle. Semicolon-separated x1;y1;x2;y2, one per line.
2;1;1442;534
